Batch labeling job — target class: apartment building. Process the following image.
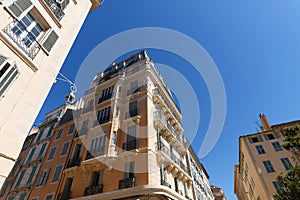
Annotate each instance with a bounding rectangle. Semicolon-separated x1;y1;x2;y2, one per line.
211;185;227;200
0;0;103;184
234;114;300;200
1;50;215;200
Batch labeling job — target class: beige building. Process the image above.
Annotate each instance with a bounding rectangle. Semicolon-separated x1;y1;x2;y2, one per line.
0;0;103;186
0;50;215;200
234;114;300;200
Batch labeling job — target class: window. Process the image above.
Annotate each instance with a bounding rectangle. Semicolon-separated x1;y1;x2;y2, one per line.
124;161;135;179
97;107;111;124
79;120;89;135
52;165;63;182
273;181;281;192
45;194;53;200
248;135;263;143
255;145;265;154
124;125;138;151
90;170;103;186
0;55;20;99
263;160;275;173
98;86;114;103
35;129;44;143
83;99;94;113
127;80;139;95
44;0;70;21
26;165;38;185
264;133;275;140
89;135;106;156
272;142;283;151
15;169;26;188
61;142;70;155
9;159;21;176
5;0;59;58
280;157;292;170
0;179;10;195
38;142;48;159
48;147;57;160
35;168;50;187
68;124;75;134
112;131;117;145
55;129;63;139
46;124;54;137
26;147;36;163
126;101;138;118
11;13;42;48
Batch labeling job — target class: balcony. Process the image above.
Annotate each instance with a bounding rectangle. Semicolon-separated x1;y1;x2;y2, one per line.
125;109;141;123
119;177;136;189
59;191;71;200
84;184;103;196
98;94;113;104
122;139;139;151
44;0;65;21
67;157;81;168
153;111;187;153
152;88;182;126
161;180;171;188
85;147;105;160
157;142;191;183
127;87;140;96
3;21;41;59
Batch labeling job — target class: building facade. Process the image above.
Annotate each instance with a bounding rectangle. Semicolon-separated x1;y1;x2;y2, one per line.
234;114;300;200
211;185;227;200
0;0;103;184
0;50;215;200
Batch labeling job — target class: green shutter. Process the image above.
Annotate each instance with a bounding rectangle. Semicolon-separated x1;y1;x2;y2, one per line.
42;30;59;53
19;192;26;200
263;134;269;141
38;143;47;158
0;180;10;195
6;0;32;19
15;169;26;188
26;165;37;184
274;132;280;138
258;135;264;142
46;124;54;137
26;147;36;163
248;138;253;144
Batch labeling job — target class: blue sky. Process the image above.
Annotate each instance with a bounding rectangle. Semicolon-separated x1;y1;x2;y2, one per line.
34;1;300;199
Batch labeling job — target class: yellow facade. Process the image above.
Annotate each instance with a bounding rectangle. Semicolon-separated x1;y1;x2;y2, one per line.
234;114;300;200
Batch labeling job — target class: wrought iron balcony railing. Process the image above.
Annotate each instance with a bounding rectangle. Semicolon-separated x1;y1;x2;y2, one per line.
67;157;81;168
84;184;103;196
125;109;139;119
119;177;136;189
122;139;138;151
85;147;105;160
44;0;65;21
158;141;191;176
3;21;41;59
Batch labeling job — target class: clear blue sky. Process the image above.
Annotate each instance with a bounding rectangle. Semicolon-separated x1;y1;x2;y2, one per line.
34;1;300;199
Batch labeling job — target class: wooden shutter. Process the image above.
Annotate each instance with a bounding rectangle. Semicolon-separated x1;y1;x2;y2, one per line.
0;63;20;99
26;165;38;184
6;0;32;19
42;30;59;53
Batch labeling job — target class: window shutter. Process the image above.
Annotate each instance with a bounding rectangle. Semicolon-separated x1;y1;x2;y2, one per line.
46;124;54;137
248;138;253;144
0;56;6;66
38;143;47;158
6;0;32;19
274;132;280;138
0;63;20;99
15;169;26;188
258;135;264;142
263;134;269;141
26;165;37;184
42;30;59;53
42;168;51;185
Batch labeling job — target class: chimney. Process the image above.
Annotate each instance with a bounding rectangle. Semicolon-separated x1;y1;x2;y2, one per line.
259;113;271;131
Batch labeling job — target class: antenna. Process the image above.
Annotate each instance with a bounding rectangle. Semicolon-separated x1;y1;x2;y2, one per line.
255;121;260;133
